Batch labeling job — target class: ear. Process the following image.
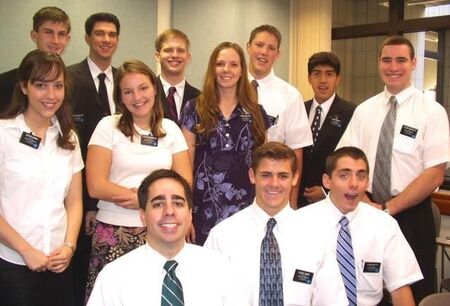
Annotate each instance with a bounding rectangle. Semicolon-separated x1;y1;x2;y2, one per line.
292;170;300;187
246;42;251;54
336;74;341;86
307;74;313;85
84;34;90;45
186;51;192;64
139;209;146;227
249;168;256;184
411;57;417;71
154;51;160;62
30;30;38;44
20;82;28;95
322;173;331;190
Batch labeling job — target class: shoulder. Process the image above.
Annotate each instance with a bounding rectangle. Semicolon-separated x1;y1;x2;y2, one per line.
101;244;147;275
357;202;399;228
161;118;181;132
184;243;227;264
185;81;201;94
0;68;18;80
209;206;252;234
335;96;356;111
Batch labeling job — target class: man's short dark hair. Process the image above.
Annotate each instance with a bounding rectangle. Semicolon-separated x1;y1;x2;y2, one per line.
33;6;71;33
248;24;282;50
308;52;341;75
379;35;415;59
85;12;120;36
251;142;297;175
138;169;192;210
325;147;369;176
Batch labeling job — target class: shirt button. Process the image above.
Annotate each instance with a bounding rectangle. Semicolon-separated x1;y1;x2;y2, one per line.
225;133;230;137
225;144;230;148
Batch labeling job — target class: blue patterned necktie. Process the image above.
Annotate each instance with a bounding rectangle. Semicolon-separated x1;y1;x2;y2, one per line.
259;218;283;306
161;260;184;306
372;96;397;203
337;216;357;306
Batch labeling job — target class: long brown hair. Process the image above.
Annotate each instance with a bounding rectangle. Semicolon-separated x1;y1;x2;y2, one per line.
196;42;265;147
114;60;166;140
0;49;75;150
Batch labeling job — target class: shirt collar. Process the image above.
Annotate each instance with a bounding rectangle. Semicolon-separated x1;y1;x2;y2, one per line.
87;57;113;83
5;113;62;136
247;69;275;88
325;194;359;228
383;83;415;107
250;200;294;231
312;93;336;114
159;76;186;95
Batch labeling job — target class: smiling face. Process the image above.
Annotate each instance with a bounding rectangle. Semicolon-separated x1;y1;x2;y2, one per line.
379;44;416;95
119;72;155;125
215;47;242;91
249;157;299;216
155;36;191;79
247;31;280;79
85;21;118;64
323;156;368;214
139;178;192;256
308;65;340;103
30;21;70;55
21;72;64;124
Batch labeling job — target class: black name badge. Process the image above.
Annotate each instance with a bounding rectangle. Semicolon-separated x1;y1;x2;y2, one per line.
363;262;381;273
19;132;41;149
72;114;85;123
400;125;418;139
239;113;253;123
141;134;158;147
292;269;314;284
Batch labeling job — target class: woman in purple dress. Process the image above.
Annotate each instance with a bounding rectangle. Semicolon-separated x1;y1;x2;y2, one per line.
180;42;269;245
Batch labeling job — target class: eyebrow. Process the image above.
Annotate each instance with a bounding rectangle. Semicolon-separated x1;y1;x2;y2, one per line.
150;194;186;202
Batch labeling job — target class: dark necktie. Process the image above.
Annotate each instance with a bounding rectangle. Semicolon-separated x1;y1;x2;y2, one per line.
337;216;357;306
259;218;283;306
161;260;184;306
372;96;398;204
97;73;111;115
251;79;259;98
167;86;178;120
311;105;322;145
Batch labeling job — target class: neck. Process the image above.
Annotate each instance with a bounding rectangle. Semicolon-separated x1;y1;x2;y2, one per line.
23;111;52;138
249;67;270;80
89;53;112;72
148;239;183;259
161;72;184;86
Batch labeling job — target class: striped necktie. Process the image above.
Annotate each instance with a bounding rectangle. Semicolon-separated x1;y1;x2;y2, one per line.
161;260;184;306
259;218;283;306
372;96;397;204
337;216;357;306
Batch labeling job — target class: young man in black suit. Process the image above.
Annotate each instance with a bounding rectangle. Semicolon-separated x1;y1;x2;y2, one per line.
0;6;71;113
66;12;120;306
298;52;355;208
154;29;200;123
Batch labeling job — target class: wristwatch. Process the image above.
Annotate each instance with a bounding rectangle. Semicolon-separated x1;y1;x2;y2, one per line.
63;241;76;253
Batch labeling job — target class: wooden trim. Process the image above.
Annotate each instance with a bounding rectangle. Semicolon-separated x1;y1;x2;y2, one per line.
432;191;450;216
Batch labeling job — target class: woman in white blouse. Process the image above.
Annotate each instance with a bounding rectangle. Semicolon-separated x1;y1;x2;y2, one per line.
84;60;192;300
0;50;83;306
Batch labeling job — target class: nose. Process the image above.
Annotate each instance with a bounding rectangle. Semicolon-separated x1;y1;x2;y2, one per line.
348;175;357;188
46;85;56;99
163;202;175;215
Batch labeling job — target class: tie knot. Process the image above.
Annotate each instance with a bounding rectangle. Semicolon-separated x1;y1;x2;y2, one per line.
389;96;397;105
98;73;106;82
169;86;177;95
339;216;349;227
251;79;259;88
316;106;322;114
266;218;277;232
164;260;178;273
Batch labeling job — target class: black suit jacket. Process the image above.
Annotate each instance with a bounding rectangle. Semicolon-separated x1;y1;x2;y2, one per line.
0;68;18;114
298;95;356;207
67;59;117;211
156;76;200;123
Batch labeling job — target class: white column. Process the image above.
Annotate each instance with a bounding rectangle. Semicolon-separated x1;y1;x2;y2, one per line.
156;0;172;75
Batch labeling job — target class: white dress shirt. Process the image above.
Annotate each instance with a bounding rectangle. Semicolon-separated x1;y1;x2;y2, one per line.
338;84;450;194
160;76;186;119
87;57;116;114
87;242;247;306
205;202;347;306
0;114;84;265
89;115;188;226
297;197;423;305
249;70;313;149
308;93;335;129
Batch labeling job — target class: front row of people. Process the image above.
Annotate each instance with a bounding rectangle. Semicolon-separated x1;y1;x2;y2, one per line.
88;142;422;306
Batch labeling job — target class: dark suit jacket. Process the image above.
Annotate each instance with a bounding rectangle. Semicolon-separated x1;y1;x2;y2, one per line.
0;68;18;114
67;59;117;211
156;76;200;123
298;95;356;208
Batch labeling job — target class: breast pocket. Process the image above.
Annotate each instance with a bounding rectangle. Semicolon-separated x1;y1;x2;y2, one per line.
358;260;383;292
284;267;316;305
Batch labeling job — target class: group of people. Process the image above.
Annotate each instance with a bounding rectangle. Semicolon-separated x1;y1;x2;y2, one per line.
0;5;449;306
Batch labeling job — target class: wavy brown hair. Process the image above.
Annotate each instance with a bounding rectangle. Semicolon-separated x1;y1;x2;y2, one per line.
0;49;75;150
114;60;166;140
196;42;265;147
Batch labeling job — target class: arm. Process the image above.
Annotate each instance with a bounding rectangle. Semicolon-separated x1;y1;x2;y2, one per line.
380;163;445;215
86;145;138;209
0;215;48;271
182;127;196;170
303;186;326;203
48;171;83;273
171;150;193;188
390;285;415;306
289;148;302;208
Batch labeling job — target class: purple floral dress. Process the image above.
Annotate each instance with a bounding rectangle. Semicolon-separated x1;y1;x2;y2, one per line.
180;99;269;245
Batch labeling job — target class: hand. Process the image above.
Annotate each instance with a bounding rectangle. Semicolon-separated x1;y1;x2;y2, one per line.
361;193;383;210
112;188;139;210
303;186;326;203
21;245;49;272
185;221;196;244
85;211;97;235
47;245;74;273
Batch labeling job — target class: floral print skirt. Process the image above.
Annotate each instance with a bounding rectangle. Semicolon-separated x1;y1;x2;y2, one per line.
84;220;146;303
